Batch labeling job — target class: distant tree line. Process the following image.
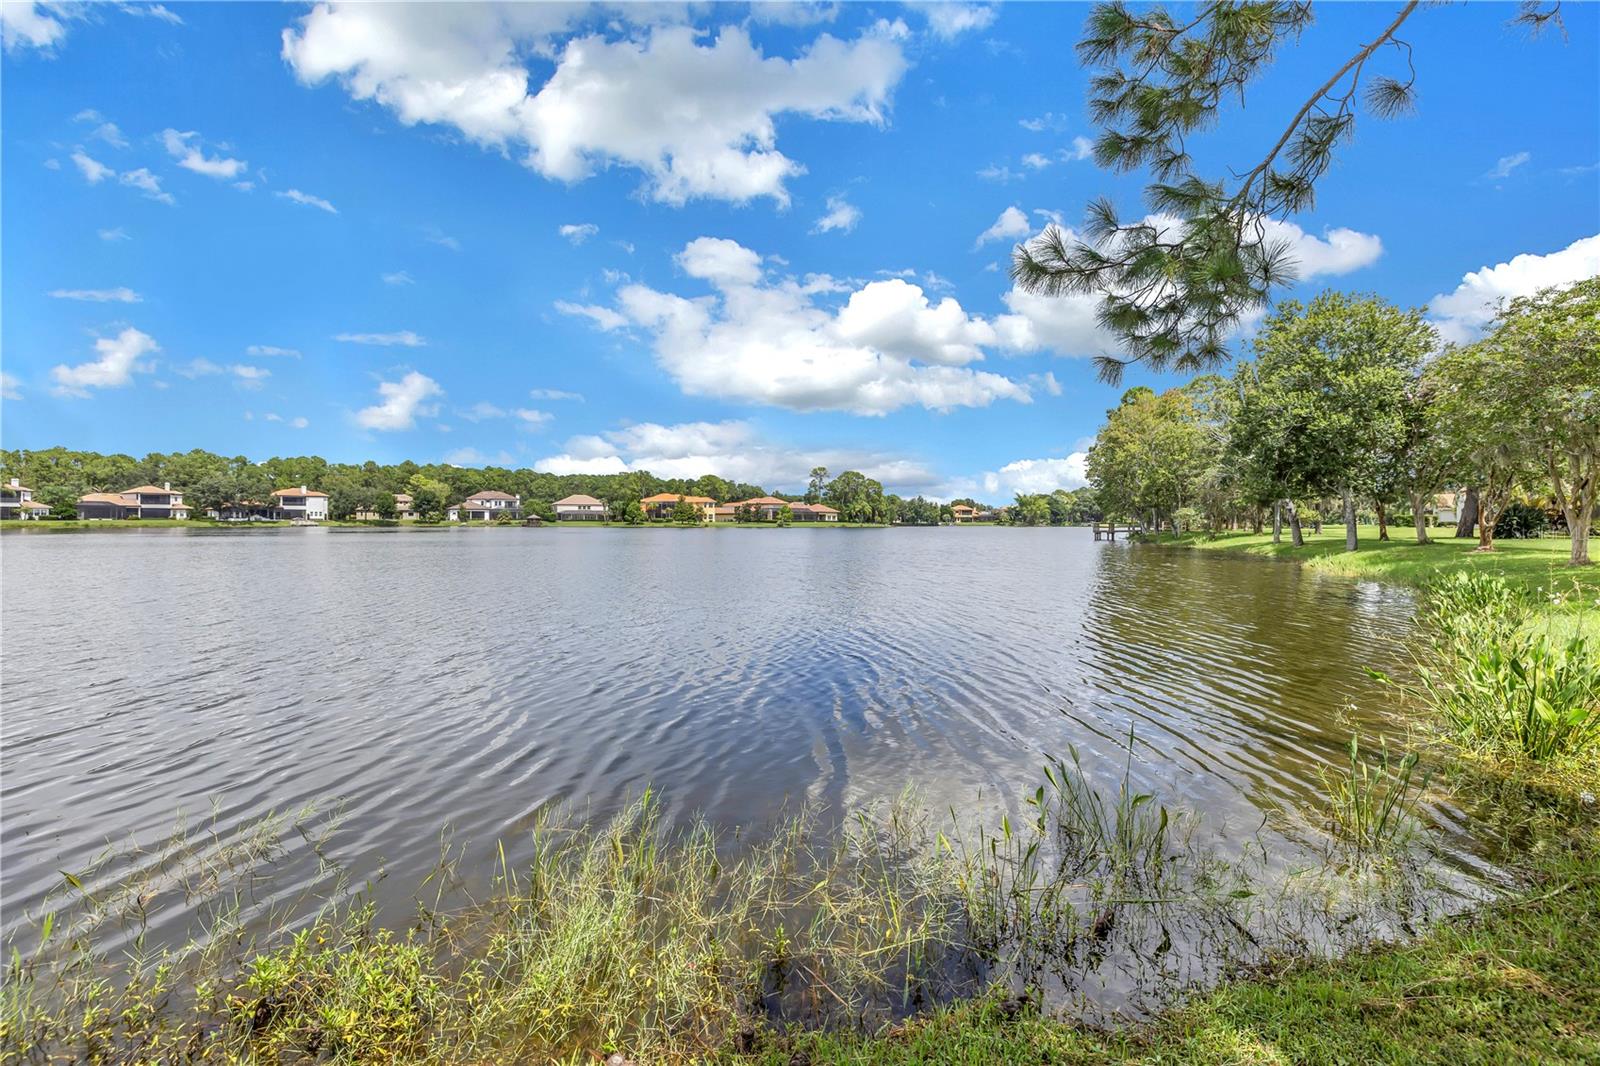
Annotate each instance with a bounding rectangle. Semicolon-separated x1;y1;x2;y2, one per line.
1081;281;1599;567
0;451;1093;528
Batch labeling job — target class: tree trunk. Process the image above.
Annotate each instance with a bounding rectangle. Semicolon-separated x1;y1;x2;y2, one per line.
1455;487;1479;538
1313;513;1322;535
1272;500;1282;543
1476;481;1500;552
1287;500;1304;547
1549;449;1595;568
1376;500;1389;541
1251;507;1263;535
1409;491;1430;544
1342;490;1358;552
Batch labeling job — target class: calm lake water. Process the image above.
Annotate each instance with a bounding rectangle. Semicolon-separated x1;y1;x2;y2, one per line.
2;526;1451;951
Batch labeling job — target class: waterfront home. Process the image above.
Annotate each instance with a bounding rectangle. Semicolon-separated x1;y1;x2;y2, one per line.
76;482;190;520
640;492;716;521
950;504;976;523
448;490;522;522
789;502;840;522
351;492;417;521
1;478;50;520
731;495;789;521
712;504;739;523
553;494;607;520
210;500;276;521
271;486;330;521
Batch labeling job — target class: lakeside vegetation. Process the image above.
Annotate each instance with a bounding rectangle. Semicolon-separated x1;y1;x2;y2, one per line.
1081;281;1598;568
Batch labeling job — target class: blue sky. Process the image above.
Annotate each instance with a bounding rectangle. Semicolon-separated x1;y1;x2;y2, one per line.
3;1;1597;499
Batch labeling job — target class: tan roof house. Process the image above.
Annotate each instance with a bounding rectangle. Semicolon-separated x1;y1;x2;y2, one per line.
77;482;189;520
553;494;607;521
731;496;789;521
1;478;49;520
950;504;977;523
351;493;417;521
641;492;716;521
789;502;839;522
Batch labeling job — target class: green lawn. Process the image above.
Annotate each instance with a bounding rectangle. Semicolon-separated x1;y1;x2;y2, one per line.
1158;526;1598;640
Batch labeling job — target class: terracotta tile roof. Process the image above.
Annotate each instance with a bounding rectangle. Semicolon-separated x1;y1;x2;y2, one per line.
642;493;715;504
713;505;737;514
394;494;413;503
733;496;789;507
17;500;49;510
124;485;182;496
555;494;604;506
271;487;330;498
462;490;518;502
79;492;133;504
809;503;839;513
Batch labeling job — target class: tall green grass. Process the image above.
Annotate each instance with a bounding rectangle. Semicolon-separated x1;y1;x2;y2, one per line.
1383;572;1600;762
1320;736;1429;859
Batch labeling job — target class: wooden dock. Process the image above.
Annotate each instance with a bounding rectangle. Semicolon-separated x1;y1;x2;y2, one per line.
1092;522;1143;541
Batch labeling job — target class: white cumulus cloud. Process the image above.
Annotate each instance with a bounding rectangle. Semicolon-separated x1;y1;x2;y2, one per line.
559;222;599;244
50;327;158;396
812;194;861;234
162;129;248;179
974;205;1030;247
356;370;443;430
282;6;908;206
1428;233;1600;345
536;419;940;493
567;236;1031;415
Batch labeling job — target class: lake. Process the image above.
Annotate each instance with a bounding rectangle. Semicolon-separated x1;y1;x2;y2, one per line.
1;526;1454;954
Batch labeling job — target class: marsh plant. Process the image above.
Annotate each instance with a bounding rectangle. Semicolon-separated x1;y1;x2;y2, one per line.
1320;735;1430;860
4;744;1457;1064
1379;572;1600;762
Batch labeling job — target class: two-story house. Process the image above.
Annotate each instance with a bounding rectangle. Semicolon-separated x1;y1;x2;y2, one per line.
640;493;717;521
1;478;50;520
76;483;189;520
553;494;608;521
731;496;790;521
270;486;330;521
449;490;522;522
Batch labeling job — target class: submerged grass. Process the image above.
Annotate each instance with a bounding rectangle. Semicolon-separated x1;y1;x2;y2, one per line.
1320;736;1430;859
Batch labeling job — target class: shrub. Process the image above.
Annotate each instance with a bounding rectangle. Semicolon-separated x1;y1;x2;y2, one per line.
1493;501;1549;540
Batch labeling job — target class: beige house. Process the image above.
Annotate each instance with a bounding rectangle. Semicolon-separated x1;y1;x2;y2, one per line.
1;478;50;520
950;504;977;523
553;494;608;521
789;503;840;522
641;492;717;521
351;493;418;521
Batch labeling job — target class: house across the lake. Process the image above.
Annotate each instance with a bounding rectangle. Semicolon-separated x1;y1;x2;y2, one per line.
449;490;522;522
640;493;716;521
711;504;739;523
731;496;789;521
271;486;330;521
76;483;190;520
553;494;607;521
1;478;50;520
950;504;976;523
789;502;840;522
351;493;417;521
